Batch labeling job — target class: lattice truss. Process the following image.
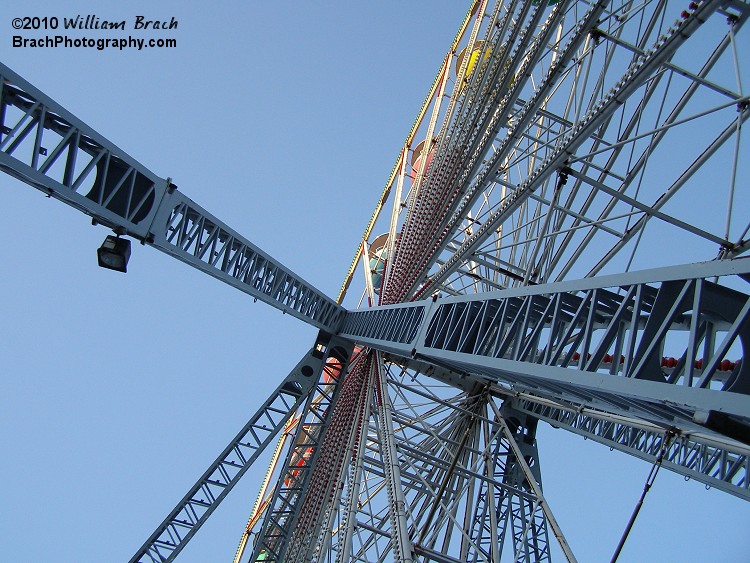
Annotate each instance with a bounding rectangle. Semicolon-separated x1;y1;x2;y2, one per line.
371;0;749;304
248;355;558;563
0;64;344;333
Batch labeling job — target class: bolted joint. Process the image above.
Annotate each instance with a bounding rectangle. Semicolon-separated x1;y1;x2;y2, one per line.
557;166;572;188
166;177;178;193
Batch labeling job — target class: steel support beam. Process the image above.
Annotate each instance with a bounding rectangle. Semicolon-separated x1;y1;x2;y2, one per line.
129;336;341;563
509;394;750;501
0;62;345;332
494;404;571;562
340;260;750;436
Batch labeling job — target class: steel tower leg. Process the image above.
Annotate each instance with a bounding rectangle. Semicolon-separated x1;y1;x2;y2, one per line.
494;404;576;562
249;341;357;562
464;401;566;562
0;62;345;333
493;410;551;562
374;352;416;562
129;336;344;563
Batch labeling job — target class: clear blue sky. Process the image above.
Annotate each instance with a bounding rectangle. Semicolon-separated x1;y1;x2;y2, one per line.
1;2;747;562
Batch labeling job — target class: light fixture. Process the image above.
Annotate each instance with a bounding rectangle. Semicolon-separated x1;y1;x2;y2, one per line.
97;235;131;273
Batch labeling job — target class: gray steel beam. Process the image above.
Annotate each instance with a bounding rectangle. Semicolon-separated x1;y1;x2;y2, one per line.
0;62;345;333
340;260;750;437
508;394;750;501
129;338;338;563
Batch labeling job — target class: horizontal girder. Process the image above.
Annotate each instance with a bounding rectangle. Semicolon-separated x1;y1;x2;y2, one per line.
340;259;750;437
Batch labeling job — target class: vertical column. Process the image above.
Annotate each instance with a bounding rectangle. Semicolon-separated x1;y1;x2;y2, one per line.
374;352;415;562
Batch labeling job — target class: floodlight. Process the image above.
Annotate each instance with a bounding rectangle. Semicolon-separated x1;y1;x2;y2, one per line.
97;235;131;273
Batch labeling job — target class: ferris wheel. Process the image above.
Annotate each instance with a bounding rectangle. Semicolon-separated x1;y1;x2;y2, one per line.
1;0;749;561
238;2;749;561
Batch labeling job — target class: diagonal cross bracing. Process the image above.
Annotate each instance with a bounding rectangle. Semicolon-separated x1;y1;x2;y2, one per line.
0;62;345;333
129;342;341;563
424;0;732;295
509;394;750;500
341;260;750;437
